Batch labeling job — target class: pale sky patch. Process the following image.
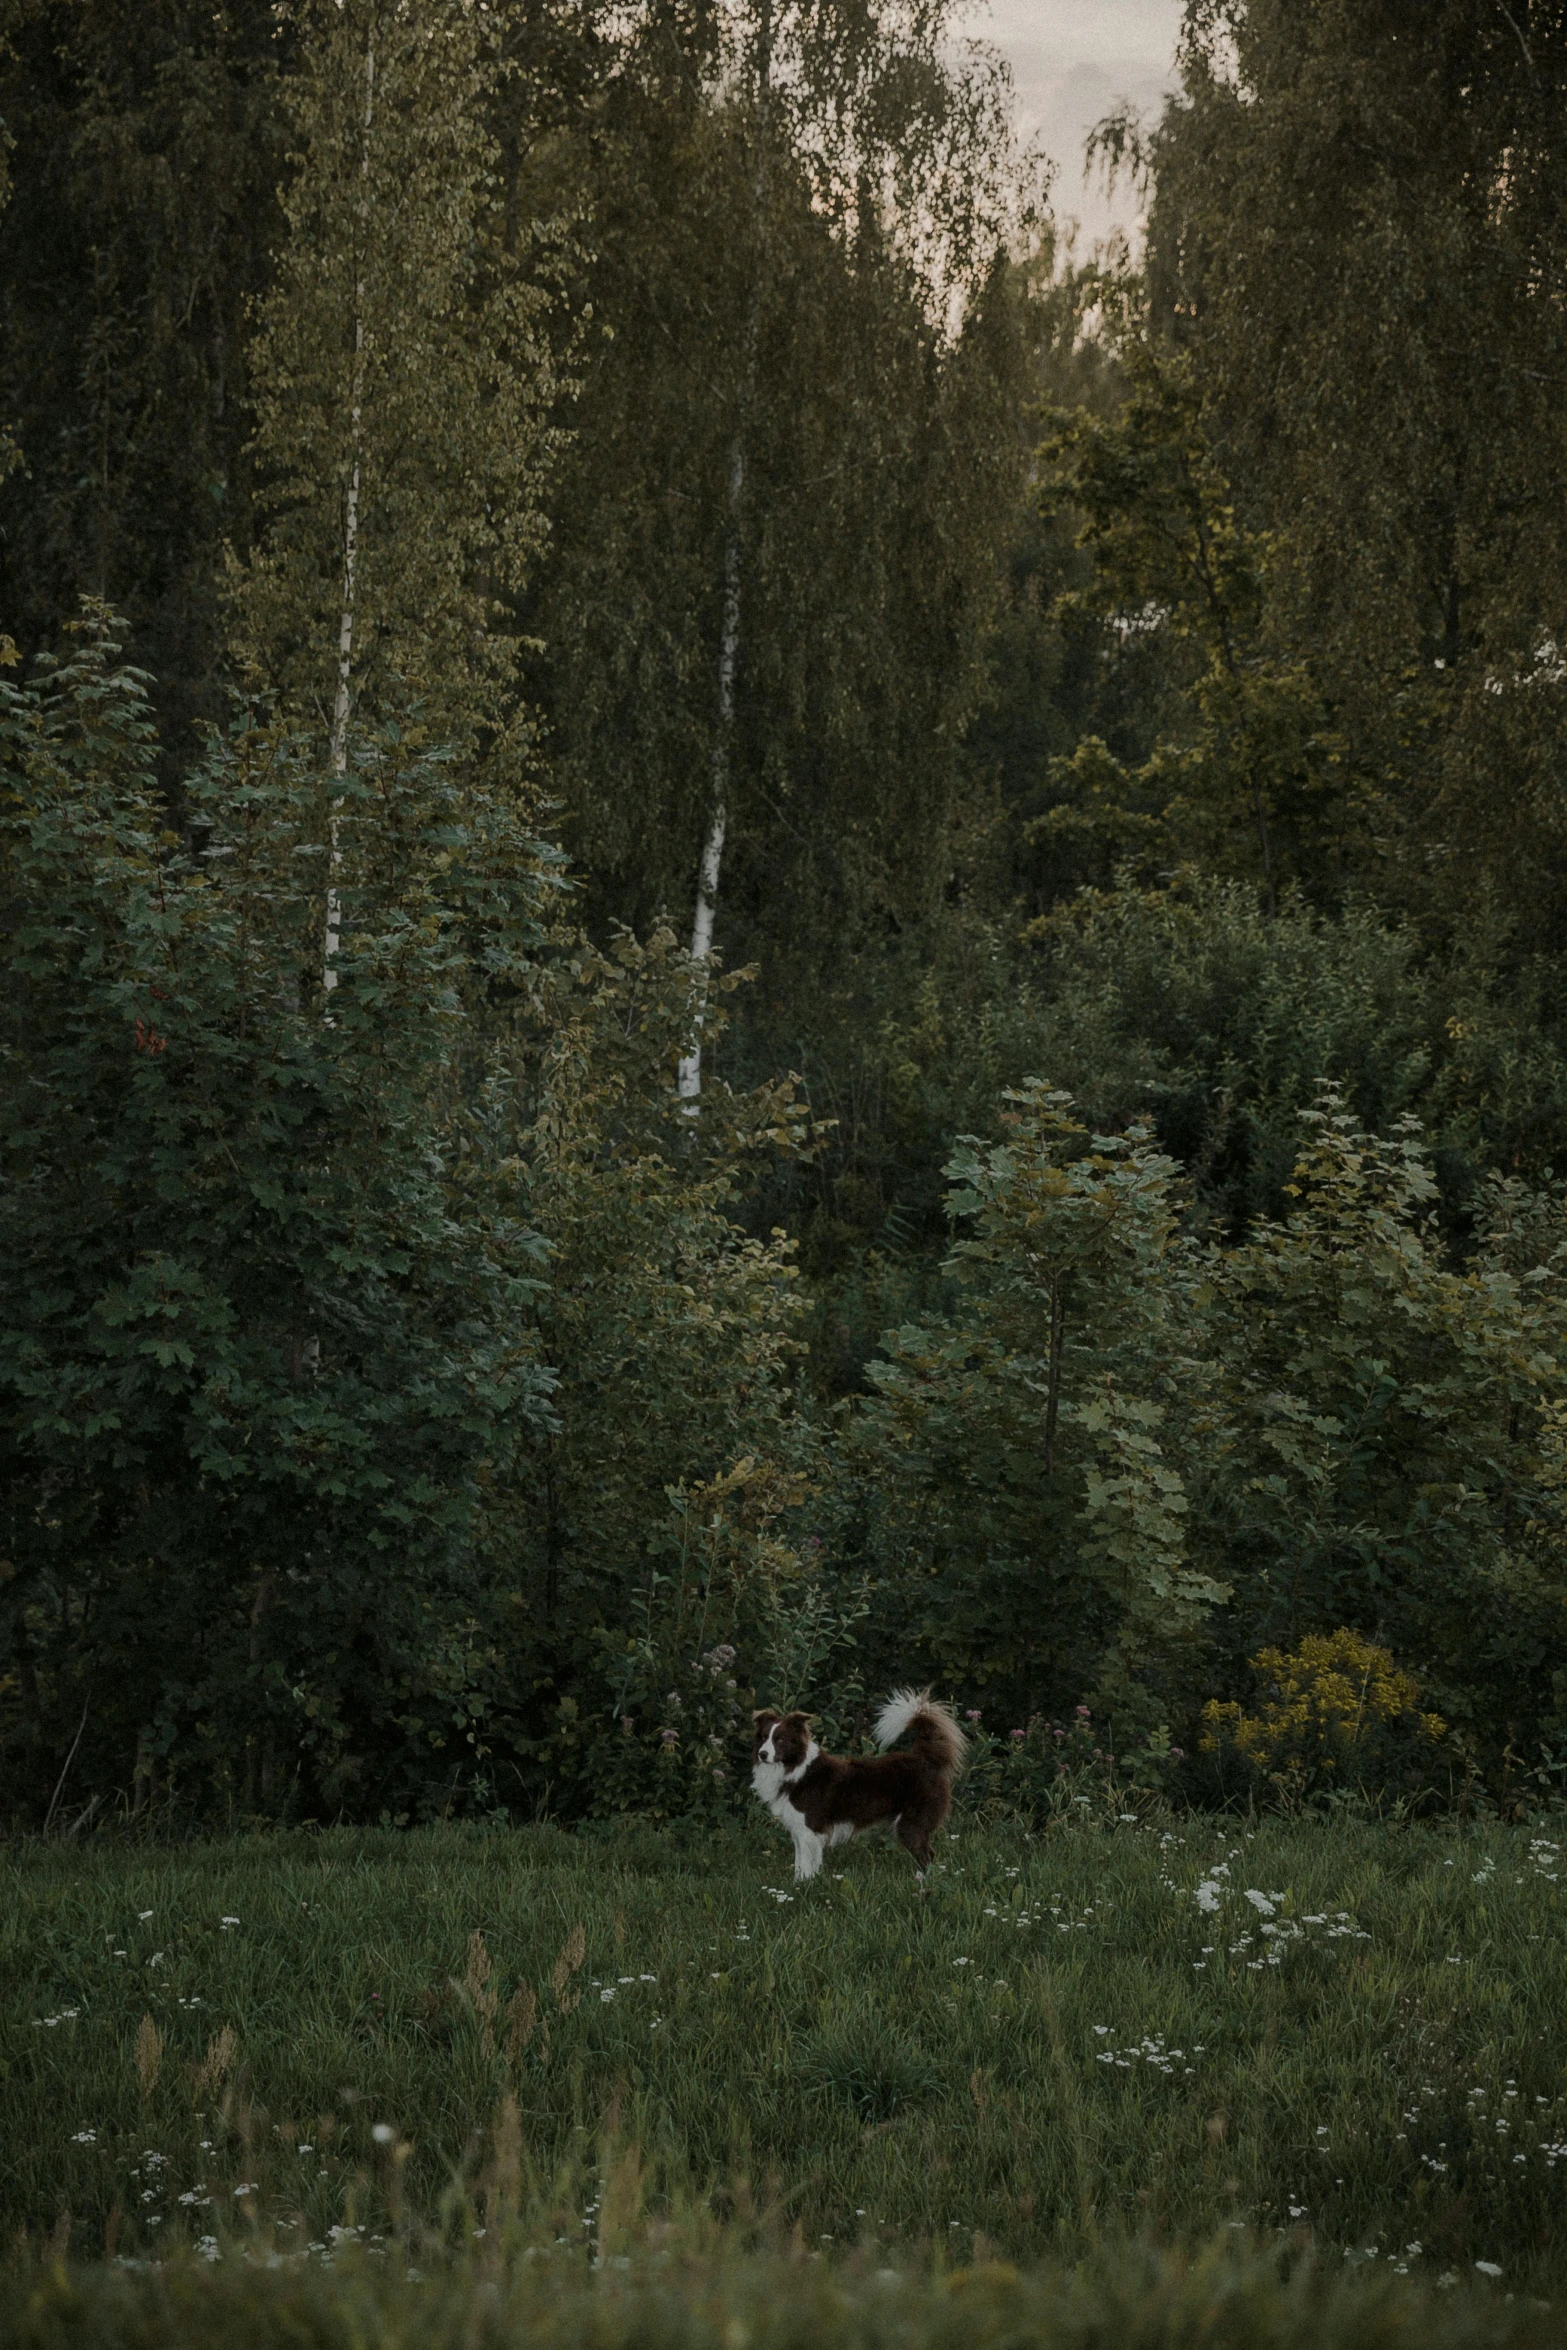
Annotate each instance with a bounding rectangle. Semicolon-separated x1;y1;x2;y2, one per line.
977;0;1186;250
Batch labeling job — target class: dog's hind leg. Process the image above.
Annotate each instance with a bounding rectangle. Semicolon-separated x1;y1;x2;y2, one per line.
896;1816;936;1880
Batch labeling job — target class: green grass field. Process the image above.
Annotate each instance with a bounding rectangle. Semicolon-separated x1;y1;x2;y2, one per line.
4;1805;1566;2342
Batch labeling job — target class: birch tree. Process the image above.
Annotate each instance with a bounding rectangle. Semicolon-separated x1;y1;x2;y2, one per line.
523;0;1031;1094
227;0;562;802
673;0;1024;1094
676;1;769;1100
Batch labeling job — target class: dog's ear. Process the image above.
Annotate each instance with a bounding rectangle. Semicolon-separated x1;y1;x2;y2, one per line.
752;1707;779;1725
783;1709;814;1729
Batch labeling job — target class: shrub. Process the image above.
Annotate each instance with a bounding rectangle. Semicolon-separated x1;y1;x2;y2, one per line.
847;1081;1567;1781
481;927;823;1812
1200;1632;1447;1807
850;1081;1224;1742
958;1704;1184;1827
0;636;824;1828
0;627;558;1823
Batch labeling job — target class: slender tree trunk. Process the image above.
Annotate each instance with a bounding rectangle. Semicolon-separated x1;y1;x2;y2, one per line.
1192;493;1276;916
42;1696;90;1836
678;0;770;1102
677;443;742;1098
243;1569;276;1812
1246;763;1276;918
324;27;375;997
1043;1270;1065;1475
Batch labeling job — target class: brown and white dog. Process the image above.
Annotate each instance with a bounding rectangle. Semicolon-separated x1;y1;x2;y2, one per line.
751;1689;967;1882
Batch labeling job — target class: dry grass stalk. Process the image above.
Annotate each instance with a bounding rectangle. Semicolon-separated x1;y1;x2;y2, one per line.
504;1982;537;2060
482;2093;523;2238
189;2023;237;2100
134;2013;163;2099
552;1921;586;2013
457;1927;500;2057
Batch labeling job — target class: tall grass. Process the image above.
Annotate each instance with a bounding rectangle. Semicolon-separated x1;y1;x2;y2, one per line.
3;1807;1565;2295
1;2234;1559;2350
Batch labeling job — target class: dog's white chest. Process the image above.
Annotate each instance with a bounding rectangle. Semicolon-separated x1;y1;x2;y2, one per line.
752;1740;818;1821
752;1760;808;1834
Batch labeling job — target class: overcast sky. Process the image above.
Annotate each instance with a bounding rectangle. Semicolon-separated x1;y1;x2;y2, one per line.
978;0;1187;249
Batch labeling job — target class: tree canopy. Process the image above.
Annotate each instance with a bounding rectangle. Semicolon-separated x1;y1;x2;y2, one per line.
4;0;1567;1825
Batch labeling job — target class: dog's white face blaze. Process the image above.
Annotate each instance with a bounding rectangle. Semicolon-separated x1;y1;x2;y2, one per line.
752;1721;784;1803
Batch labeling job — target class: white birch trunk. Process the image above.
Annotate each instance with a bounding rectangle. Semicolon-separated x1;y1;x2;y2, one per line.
679;3;770;1102
324;30;375;998
677;441;743;1100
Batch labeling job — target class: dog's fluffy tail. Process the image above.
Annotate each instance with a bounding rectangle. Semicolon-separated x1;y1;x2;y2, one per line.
874;1688;967;1775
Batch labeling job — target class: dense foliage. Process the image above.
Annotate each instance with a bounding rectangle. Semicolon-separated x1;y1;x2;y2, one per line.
0;0;286;767
2;0;1565;1824
0;627;561;1815
1140;0;1567;945
849;1084;1567;1763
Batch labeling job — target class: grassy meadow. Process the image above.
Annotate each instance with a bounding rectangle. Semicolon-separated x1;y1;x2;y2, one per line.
4;1804;1567;2342
7;1805;1567;2253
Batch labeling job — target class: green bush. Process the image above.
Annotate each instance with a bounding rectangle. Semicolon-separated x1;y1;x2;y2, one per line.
0;628;558;1824
748;876;1567;1358
848;1081;1567;1775
0;640;824;1828
482;931;825;1816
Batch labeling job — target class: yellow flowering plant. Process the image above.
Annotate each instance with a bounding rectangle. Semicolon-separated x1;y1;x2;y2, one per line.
1201;1629;1447;1805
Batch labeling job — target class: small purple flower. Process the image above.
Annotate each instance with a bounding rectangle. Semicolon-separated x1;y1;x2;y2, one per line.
660;1727;679;1747
1010;1728;1025;1743
1075;1704;1092;1718
965;1709;982;1723
620;1715;634;1735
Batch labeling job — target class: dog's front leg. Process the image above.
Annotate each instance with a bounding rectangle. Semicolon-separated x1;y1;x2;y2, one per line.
792;1829;826;1881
